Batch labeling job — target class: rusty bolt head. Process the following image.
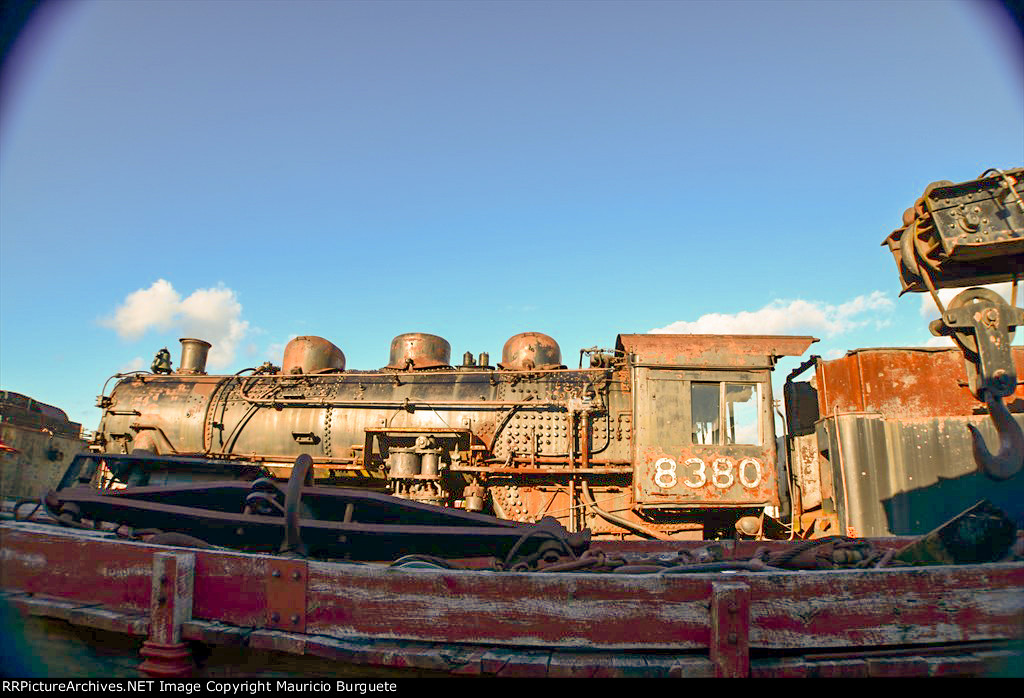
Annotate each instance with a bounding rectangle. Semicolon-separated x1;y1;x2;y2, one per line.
727;601;738;614
271;612;280;622
727;632;738;645
292;571;301;581
291;615;300;624
992;369;1015;395
157;595;167;606
272;569;281;578
981;308;1000;328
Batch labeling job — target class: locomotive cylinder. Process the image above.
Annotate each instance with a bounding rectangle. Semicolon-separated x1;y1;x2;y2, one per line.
388;448;421;478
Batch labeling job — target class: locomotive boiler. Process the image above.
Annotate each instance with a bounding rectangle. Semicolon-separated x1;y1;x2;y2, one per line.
90;331;816;539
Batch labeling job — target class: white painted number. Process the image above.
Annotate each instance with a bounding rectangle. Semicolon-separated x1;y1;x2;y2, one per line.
652;456;764;490
711;458;734;489
739;457;762;489
654;458;677;488
683;457;706;488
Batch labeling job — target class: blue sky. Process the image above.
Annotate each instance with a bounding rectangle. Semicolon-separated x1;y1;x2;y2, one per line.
1;0;1022;430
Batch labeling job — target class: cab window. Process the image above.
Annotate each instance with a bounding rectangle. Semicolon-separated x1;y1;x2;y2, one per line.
691;382;761;445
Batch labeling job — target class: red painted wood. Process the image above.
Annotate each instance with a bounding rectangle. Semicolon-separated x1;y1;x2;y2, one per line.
711;582;750;677
304;561;713;649
742;565;1024;648
138;553;195;680
2;522;1022;659
191;550;268;628
146;551;194;645
0;527;153;611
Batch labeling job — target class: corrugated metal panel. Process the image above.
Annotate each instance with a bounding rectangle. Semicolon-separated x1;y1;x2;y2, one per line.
822;413;1024;537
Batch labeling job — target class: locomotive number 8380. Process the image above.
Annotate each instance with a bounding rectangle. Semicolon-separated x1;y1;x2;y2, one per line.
91;331;817;540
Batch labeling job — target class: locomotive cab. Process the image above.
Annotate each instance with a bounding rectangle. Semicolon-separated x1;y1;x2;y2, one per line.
618;334;816;536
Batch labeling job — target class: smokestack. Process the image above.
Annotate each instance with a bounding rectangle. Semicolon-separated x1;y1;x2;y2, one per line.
178;338;212;375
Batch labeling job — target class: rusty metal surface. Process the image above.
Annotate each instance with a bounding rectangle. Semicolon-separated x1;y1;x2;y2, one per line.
789;432;822;511
1;391;88;501
89;330;821;539
1;422;87;501
1;390;83;438
282;336;346;375
884;168;1024;293
617;334;818;368
632;366;779;510
176;338;211;376
500;332;563;370
385;333;451;370
815;346;1024;419
807;347;1024;537
266;558;307;633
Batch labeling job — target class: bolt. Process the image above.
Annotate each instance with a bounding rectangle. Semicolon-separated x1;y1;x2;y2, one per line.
291;615;300;624
992;369;1014;395
292;571;301;581
272;569;281;578
157;595;167;606
271;612;280;622
727;601;738;614
727;632;738;645
981;308;1000;328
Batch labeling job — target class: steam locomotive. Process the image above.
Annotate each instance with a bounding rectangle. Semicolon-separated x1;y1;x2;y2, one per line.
90;331;816;539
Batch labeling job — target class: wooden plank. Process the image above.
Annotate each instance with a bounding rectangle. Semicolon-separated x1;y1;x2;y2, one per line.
711;582;750;677
191;549;268;629
3;522;1023;657
304;560;713;650
0;526;152;612
744;564;1024;648
147;551;194;645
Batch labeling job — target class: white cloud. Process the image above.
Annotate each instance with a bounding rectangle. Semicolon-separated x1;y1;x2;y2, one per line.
919;282;1015;320
118;357;146;372
650;291;894;338
103;279;180;339
102;280;249;369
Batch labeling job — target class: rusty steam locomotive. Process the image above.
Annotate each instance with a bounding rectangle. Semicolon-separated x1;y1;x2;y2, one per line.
89;331;816;539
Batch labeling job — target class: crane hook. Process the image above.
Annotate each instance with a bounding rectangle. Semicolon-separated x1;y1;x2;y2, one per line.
967;390;1024;481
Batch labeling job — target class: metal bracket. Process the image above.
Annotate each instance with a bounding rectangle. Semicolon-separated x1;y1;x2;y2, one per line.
266;558;308;633
930;288;1024;479
932;288;1023;399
